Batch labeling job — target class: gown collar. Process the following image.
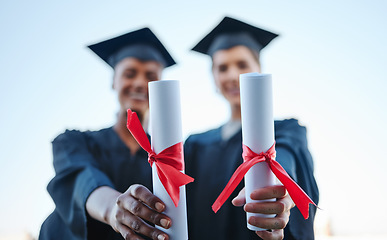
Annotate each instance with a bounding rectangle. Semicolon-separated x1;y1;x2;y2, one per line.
221;120;241;141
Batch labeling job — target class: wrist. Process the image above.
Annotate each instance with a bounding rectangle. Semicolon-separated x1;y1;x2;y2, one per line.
86;186;121;225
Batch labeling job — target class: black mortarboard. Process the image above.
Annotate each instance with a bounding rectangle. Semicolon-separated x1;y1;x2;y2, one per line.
88;27;176;68
191;16;279;56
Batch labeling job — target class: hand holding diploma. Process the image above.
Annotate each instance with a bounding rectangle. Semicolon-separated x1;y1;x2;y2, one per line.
86;183;172;240
232;186;295;239
107;184;172;240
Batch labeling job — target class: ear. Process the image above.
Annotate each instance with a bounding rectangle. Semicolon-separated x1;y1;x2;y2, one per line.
111;72;116;90
213;78;220;89
211;62;219;87
212;75;222;94
212;69;221;89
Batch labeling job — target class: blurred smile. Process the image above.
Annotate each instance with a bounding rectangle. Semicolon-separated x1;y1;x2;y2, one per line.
128;92;148;101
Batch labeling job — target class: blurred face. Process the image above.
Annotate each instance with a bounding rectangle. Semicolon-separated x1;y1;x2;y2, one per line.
112;57;163;115
212;45;261;108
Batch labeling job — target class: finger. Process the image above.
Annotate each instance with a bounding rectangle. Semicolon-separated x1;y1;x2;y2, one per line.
244;200;286;215
281;193;295;210
117;210;169;240
256;229;284;240
128;184;165;212
248;213;288;230
245;195;294;214
232;188;246;206
117;195;171;229
116;222;145;240
250;185;286;200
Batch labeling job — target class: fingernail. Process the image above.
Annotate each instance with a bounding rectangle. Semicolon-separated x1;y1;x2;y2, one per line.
158;234;166;240
244;203;251;212
160;218;171;228
155;202;164;212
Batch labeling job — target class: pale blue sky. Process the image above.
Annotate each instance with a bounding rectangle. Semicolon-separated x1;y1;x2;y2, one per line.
0;0;386;238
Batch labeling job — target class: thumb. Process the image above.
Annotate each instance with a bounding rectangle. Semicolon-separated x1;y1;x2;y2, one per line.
232;188;246;207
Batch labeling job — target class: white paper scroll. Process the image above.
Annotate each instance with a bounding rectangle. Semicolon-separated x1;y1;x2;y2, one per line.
148;80;188;240
240;73;277;231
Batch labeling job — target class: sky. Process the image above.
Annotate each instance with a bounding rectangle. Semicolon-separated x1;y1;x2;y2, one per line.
0;0;386;239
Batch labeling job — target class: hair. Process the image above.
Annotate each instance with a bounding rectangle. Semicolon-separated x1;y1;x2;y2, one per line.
249;48;261;67
210;46;261;70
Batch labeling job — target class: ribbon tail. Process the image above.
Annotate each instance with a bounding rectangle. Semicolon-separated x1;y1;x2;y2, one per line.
156;162;194;207
126;109;152;153
212;158;263;213
269;160;316;219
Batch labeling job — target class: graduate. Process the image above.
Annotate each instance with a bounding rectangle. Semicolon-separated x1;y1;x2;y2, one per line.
184;16;319;240
39;28;177;240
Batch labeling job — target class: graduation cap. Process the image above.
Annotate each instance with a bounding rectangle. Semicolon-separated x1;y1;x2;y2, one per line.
88;27;176;68
192;16;279;56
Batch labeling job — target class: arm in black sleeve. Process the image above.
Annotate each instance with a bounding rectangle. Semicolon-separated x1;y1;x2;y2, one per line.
47;130;114;239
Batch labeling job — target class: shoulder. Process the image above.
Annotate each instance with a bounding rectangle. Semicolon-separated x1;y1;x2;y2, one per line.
185;127;222;146
52;129;85;145
50;127;115;168
275;118;305;132
52;127;113;145
275;118;308;146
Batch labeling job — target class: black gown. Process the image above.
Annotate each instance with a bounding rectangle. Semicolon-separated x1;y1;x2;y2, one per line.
184;119;319;240
39;127;152;240
40;119;319;240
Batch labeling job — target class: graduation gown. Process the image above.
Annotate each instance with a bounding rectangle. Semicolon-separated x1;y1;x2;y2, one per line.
39;127;153;240
184;119;319;240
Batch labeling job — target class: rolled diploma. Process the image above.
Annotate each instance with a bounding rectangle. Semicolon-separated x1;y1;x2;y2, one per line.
148;80;188;240
240;73;277;231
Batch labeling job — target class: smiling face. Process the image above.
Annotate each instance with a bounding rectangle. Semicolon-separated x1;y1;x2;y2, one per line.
212;45;261;109
112;57;163;116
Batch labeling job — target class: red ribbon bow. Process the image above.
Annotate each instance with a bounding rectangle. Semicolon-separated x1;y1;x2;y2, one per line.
212;142;316;219
126;109;194;207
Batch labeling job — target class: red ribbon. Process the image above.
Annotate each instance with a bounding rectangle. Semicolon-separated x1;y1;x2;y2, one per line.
126;109;194;207
212;142;316;219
